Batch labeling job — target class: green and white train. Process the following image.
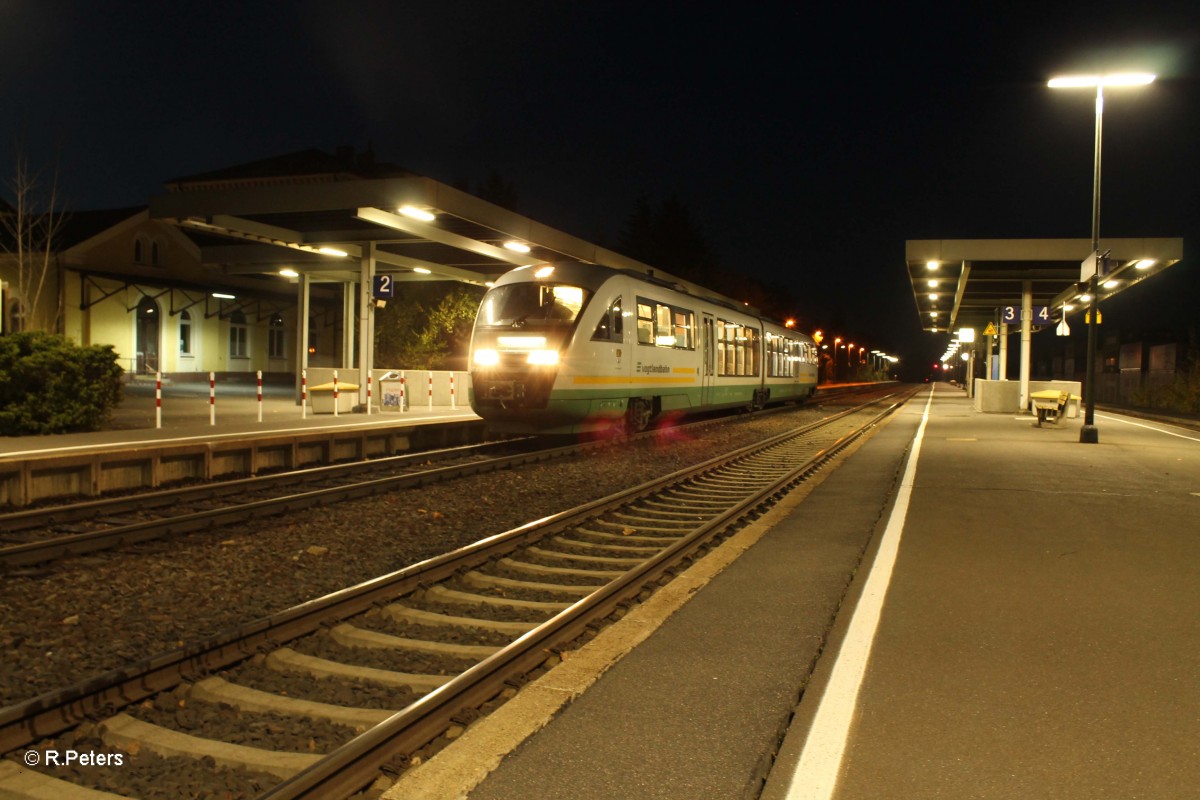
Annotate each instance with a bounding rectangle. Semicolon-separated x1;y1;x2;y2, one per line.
468;261;819;434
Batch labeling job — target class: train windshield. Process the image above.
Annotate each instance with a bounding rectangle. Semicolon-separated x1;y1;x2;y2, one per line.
476;283;591;328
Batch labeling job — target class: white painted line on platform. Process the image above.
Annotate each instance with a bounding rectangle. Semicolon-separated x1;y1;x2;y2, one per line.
784;385;935;800
1096;413;1200;443
1;414;478;458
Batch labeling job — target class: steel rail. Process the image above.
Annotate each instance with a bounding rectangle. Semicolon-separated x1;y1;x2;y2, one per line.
0;439;532;533
0;393;858;568
0;439;595;568
0;393;905;757
259;393;913;799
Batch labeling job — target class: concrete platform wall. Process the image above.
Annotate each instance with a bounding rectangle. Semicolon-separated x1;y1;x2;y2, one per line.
974;379;1082;416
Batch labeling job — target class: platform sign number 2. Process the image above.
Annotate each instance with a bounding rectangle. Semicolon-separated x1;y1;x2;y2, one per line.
1001;306;1050;325
373;274;395;299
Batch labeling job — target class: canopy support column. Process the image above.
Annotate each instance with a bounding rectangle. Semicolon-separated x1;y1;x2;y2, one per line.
1018;281;1032;412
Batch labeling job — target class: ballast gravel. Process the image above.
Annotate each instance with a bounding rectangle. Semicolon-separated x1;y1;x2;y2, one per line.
0;407;825;705
0;406;828;709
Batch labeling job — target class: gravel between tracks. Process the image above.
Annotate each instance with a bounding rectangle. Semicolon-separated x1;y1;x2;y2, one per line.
0;406;830;708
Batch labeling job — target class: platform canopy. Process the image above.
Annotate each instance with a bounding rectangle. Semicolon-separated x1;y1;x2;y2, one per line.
148;148;674;291
906;238;1184;334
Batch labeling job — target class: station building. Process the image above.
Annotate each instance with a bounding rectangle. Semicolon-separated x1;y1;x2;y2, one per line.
0;148;416;381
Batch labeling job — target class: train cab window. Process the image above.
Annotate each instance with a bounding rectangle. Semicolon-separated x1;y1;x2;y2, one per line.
592;296;624;342
477;283;590;328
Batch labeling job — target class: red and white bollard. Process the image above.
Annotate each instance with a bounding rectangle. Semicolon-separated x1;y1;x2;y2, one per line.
428;373;433;411
400;374;406;413
366;374;372;416
333;370;340;418
209;371;216;426
301;369;308;419
155;372;162;429
449;373;456;410
256;370;263;422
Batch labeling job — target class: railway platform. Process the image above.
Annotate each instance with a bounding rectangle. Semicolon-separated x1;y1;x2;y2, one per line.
0;378;481;506
387;382;1200;800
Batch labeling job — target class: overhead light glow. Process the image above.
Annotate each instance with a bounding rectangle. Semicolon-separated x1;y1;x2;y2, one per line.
1102;279;1119;289
533;265;555;279
1135;259;1156;270
926;261;939;270
927;279;938;288
317;247;348;257
212;292;236;300
399;205;436;222
1079;293;1093;303
929;293;939;300
1048;73;1156;88
279;268;299;278
504;241;531;254
930;311;938;318
413;267;432;275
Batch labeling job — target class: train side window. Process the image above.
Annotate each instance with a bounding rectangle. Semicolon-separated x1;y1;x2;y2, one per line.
655;304;672;345
637;301;654;345
673;310;693;348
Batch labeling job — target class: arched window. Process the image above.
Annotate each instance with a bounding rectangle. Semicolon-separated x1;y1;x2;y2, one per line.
135;296;160;373
179;310;193;356
268;313;285;359
150;240;161;267
229;311;248;358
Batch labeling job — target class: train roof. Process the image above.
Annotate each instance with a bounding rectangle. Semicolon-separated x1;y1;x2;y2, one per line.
493;261;763;318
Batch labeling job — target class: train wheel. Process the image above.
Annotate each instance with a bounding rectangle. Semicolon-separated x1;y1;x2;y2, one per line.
625;398;652;434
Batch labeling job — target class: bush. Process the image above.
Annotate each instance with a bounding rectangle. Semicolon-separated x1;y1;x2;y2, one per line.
0;332;123;435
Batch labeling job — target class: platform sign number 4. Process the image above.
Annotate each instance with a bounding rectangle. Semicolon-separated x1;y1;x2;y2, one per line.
1001;306;1050;325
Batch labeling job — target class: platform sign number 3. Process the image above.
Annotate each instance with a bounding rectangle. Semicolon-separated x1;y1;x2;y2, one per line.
1001;306;1050;325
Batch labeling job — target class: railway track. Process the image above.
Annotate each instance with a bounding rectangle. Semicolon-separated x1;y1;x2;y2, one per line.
0;388;881;570
0;438;552;569
0;388;916;799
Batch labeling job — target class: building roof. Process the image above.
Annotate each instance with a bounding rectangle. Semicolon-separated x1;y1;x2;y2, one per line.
165;147;416;192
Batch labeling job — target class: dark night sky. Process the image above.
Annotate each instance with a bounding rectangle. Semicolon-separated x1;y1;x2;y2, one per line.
3;1;1198;372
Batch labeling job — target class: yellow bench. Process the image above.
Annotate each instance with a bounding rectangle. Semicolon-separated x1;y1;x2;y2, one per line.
1030;390;1078;427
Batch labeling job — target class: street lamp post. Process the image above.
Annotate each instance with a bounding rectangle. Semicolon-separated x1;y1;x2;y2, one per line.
1048;72;1154;444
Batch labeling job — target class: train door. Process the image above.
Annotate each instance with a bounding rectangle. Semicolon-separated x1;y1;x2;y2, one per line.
701;313;715;404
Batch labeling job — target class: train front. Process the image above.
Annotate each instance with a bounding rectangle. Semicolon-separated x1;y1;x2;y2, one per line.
468;264;593;434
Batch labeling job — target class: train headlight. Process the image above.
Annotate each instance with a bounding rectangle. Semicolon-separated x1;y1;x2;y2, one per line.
473;348;500;367
526;349;559;366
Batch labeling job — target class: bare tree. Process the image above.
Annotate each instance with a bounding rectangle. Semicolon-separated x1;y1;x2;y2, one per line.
1;149;68;332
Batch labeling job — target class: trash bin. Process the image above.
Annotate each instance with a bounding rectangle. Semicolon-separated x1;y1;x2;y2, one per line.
377;371;406;412
309;382;358;414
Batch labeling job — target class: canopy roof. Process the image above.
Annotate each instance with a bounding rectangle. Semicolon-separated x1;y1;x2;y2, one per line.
905;238;1184;334
150;148;711;297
